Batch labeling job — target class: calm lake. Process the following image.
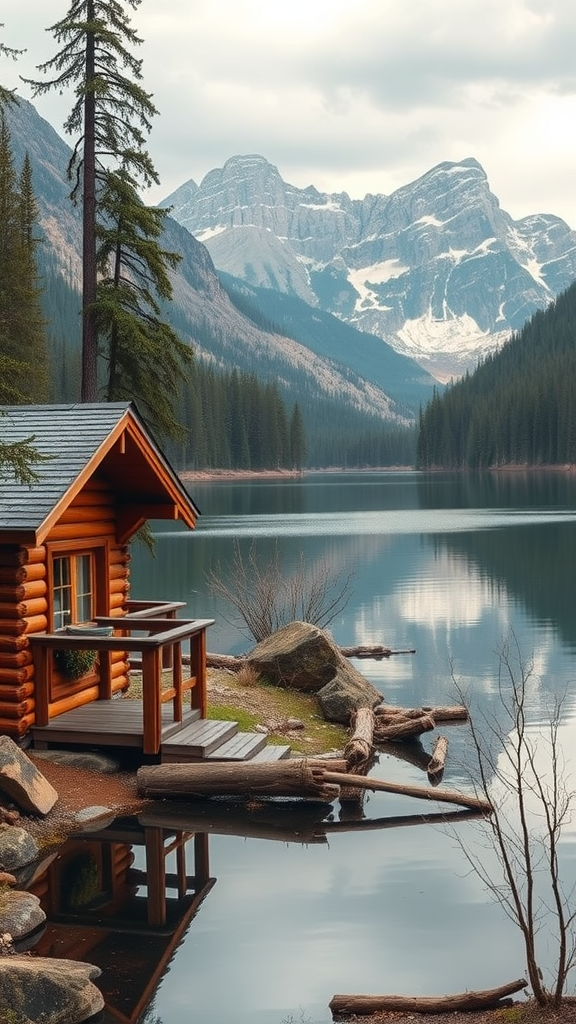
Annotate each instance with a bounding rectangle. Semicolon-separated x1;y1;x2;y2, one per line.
54;472;576;1023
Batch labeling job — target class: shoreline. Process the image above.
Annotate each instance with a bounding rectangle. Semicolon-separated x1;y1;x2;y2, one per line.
180;464;576;482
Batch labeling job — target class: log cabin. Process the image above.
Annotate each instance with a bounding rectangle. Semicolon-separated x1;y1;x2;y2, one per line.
0;402;209;755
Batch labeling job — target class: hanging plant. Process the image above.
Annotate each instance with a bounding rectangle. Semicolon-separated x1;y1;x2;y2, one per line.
54;647;97;680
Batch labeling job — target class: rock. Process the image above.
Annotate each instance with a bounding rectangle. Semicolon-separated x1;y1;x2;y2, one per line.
72;805;116;832
0;955;104;1024
247;621;340;692
0;737;58;815
246;621;383;723
0;825;39;872
0;890;45;941
317;669;383;724
0;872;16;886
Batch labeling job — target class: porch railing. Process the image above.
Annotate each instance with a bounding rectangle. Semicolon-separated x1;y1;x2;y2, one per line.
29;602;214;755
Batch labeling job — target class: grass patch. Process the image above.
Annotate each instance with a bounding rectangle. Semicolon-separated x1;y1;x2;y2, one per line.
208;704;259;732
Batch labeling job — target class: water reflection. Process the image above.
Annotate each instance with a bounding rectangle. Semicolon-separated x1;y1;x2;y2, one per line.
27;819;214;1023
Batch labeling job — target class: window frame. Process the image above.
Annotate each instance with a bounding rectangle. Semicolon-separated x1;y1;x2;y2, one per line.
46;539;109;632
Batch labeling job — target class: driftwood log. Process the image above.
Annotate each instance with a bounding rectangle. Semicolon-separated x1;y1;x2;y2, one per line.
136;758;347;801
344;708;374;769
329;978;528;1016
374;704;468;723
204;644;416;672
320;770;492;813
427;735;448;784
373;713;435;743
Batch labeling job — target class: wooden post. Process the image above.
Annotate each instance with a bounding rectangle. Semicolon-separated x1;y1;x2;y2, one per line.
142;646;162;755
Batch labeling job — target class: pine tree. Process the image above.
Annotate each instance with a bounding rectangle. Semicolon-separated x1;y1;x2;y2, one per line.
289;402;307;470
0;119;49;403
26;0;161;402
0;25;23;110
95;167;192;440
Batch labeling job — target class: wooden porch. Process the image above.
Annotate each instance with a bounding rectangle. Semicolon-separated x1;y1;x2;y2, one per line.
29;601;291;764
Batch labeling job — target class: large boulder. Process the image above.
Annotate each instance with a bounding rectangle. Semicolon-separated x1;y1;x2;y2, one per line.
0;736;58;815
0;956;104;1024
0;824;39;872
246;621;383;723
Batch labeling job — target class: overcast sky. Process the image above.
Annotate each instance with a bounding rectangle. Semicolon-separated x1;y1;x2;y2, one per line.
2;0;576;225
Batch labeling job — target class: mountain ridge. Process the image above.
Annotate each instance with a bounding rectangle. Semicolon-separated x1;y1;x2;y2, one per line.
163;154;576;381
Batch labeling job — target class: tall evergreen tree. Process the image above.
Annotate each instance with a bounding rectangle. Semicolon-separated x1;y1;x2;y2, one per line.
0;119;49;402
0;25;22;110
95;167;192;440
26;0;161;403
289;402;307;470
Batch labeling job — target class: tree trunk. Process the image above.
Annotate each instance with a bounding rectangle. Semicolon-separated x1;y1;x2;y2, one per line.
136;758;346;801
427;735;448;784
344;707;374;768
319;770;492;813
329;978;527;1016
373;713;435;742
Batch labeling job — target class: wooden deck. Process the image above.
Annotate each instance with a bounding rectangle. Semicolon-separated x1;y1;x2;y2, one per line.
31;698;292;764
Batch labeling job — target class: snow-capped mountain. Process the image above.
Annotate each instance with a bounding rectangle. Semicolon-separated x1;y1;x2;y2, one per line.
163;155;576;381
4;100;437;426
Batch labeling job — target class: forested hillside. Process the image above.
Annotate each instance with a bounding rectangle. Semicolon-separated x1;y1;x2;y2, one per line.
416;281;576;469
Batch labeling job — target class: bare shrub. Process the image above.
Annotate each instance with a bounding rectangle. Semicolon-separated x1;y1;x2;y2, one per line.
236;663;261;688
454;635;576;1007
206;540;354;643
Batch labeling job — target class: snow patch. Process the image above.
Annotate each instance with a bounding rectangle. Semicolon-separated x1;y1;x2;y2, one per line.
414;214;445;228
195;225;228;242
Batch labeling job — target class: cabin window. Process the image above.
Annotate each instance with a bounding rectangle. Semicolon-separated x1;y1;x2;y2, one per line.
53;553;94;629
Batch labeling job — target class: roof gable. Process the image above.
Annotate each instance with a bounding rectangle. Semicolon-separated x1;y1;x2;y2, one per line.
0;403;199;544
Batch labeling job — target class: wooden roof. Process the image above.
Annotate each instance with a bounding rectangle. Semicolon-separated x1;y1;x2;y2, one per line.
0;403;199;545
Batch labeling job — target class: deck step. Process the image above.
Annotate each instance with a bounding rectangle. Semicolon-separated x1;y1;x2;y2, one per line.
161;718;238;760
250;744;292;762
204;731;268;761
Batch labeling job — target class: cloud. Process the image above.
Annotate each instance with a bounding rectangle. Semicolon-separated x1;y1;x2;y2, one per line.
2;0;575;224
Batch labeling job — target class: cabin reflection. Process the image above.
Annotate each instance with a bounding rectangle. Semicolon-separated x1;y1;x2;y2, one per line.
28;818;215;1024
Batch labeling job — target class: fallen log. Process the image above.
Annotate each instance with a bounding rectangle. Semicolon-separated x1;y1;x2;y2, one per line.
339;644;415;659
136;758;346;801
374;704;468;723
329;978;527;1016
319;770;492;813
427;735;448;785
373;713;435;742
344;708;374;769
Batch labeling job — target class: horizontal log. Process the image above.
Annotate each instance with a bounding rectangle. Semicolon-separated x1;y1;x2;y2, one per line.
329;978;528;1016
375;704;468;723
0;581;47;603
0;563;46;585
48;686;100;718
0;636;29;653
137;759;343;801
0;711;34;736
0;650;33;669
23;615;49;634
0;665;34;686
0;681;34;701
374;714;435;742
319;770;492;813
0;698;35;718
59;505;115;525
0;598;48;619
0;546;45;568
47;521;115;541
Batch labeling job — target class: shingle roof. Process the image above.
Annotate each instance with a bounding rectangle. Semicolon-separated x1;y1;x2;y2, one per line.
0;403;198;539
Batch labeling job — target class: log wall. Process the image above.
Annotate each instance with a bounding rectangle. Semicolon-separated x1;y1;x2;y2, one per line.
0;476;132;738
